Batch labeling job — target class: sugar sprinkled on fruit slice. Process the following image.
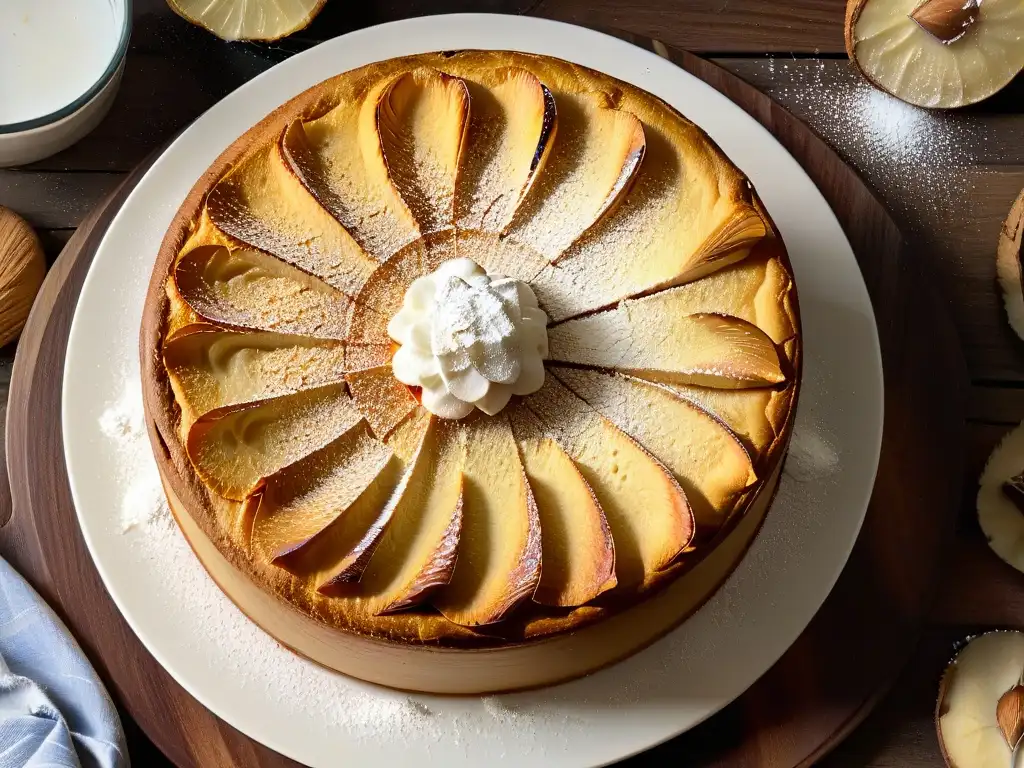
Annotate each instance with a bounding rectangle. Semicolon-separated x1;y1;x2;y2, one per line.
996;189;1024;341
845;0;1024;109
978;419;1024;576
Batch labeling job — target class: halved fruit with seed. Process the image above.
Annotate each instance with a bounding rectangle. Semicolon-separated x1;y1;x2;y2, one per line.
456;68;557;233
549;310;783;389
186;383;361;500
433;415;542;626
508;404;617;606
524;377;693;588
163;324;347;423
174;244;351;339
553;367;756;534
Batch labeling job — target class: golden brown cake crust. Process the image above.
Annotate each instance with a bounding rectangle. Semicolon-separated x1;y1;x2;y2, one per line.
141;50;802;650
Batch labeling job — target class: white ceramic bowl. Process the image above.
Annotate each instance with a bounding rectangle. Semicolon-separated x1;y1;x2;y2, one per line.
0;0;131;168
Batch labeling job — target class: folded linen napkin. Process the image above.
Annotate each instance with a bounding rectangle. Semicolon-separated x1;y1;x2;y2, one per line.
0;556;127;768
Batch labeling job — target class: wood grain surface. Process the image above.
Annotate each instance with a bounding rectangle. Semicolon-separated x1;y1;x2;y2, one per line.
0;9;976;767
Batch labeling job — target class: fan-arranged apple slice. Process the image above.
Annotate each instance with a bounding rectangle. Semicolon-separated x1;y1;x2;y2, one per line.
205;139;376;296
163;324;347;421
249;421;397;566
524;377;693;588
508;404;617;607
345;344;394;371
503;91;645;262
280;91;419;261
174;244;350;339
346;365;418;439
377;68;470;234
455;67;557;233
186;383;362;500
549;310;783;389
662;382;788;460
357;418;465;614
453;229;548;285
553;368;756;534
433;414;542;626
531;157;768;322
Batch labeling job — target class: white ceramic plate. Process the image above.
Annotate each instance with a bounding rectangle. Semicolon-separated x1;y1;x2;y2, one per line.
63;15;883;767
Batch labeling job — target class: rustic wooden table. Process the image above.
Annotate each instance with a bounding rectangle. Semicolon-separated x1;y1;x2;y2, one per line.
1;0;1021;765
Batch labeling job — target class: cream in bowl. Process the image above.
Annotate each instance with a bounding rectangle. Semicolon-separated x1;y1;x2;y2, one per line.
0;0;130;167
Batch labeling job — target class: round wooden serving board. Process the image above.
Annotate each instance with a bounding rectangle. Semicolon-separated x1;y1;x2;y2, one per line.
0;36;966;768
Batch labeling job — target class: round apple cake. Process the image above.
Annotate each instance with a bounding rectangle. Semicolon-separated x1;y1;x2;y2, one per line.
141;49;801;692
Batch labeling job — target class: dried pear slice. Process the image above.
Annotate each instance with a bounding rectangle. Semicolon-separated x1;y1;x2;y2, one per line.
456;68;557;233
661;382;787;460
186;383;361;500
346;365;417;439
433;414;542;626
358;418;465;614
531;156;768;323
174;244;350;339
552;368;756;534
205;139;376;296
163;324;346;419
524;377;693;588
377;68;470;234
504;91;645;262
250;422;396;565
281;95;419;261
548;310;784;389
508;404;617;607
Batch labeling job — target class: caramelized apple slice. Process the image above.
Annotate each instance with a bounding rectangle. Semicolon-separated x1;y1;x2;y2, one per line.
553;368;756;534
175;244;350;339
164;324;346;419
186;383;361;500
524;377;693;588
205;140;377;296
453;229;548;285
377;68;469;234
456;68;557;233
531;185;768;322
663;382;787;459
346;365;417;438
503;91;645;262
358;418;465;613
281;96;419;261
433;414;542;626
250;422;396;565
508;405;616;607
548;311;783;389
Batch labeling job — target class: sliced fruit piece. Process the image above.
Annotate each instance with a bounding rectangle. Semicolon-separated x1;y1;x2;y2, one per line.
846;0;1024;109
553;368;756;533
345;344;393;371
549;310;783;389
163;324;346;419
433;415;542;626
250;421;396;564
377;68;470;233
261;411;430;587
174;244;350;339
346;365;418;439
508;405;617;606
456;68;557;233
167;0;326;42
186;383;361;500
206;139;376;296
453;229;548;285
281;96;419;261
661;382;784;459
532;191;767;323
357;418;465;613
524;377;693;588
936;630;1024;768
504;91;645;262
996;188;1024;342
978;419;1024;575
